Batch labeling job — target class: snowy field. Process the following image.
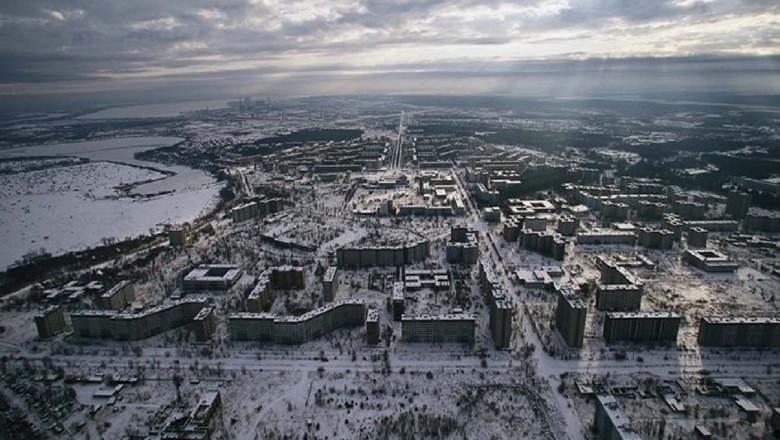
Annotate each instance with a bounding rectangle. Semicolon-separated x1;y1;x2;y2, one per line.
0;137;222;269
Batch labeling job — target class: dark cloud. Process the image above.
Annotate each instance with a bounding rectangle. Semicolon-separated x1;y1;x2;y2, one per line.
0;0;777;99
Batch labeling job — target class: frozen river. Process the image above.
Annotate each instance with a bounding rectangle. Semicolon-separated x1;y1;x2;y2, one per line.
0;136;223;270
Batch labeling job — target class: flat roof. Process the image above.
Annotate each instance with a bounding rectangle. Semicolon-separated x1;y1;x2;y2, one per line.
607;311;680;319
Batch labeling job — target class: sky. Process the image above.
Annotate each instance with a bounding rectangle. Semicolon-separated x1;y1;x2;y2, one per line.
1;0;779;107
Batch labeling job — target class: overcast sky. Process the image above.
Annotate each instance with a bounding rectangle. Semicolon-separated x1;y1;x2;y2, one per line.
1;0;779;105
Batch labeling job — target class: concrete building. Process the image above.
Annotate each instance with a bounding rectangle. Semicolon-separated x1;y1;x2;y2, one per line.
168;224;190;246
725;189;751;219
594;395;642;440
392;282;405;321
637;200;666;220
446;227;479;265
404;269;450;291
576;230;637;246
697;317;780;348
193;306;216;342
596;285;643;312
555;286;587;348
662;214;684;241
637;228;674;250
482;207;502;223
366;308;380;345
519;229;566;261
601;201;629;221
269;266;305;290
98;280;135;311
246;273;271;313
683;220;739;232
322;267;338;302
672;200;706;219
183;265;243;291
557;215;579;236
230;197;283;222
336;240;430;268
71;298;210;341
596;257;644;311
603;312;680;344
490;294;513;349
684;249;738;272
401;314;475;344
503;217;522;242
686;227;708;248
229;299;366;344
744;212;780;233
34;305;66;339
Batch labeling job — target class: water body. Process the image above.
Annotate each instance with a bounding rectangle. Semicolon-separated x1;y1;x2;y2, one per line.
0;136;222;270
77;100;229;120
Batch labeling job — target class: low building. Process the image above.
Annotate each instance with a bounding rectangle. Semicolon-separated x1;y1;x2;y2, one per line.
183;265;243;291
697;316;780;348
603;312;680;344
684;249;738;272
404;269;450;291
401;314;475;344
34;305;66;339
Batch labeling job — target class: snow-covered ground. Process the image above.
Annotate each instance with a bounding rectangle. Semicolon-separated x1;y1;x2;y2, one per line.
0;137;222;269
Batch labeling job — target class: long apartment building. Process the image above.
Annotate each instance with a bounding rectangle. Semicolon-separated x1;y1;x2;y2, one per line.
229;299;366;344
479;259;513;349
698;317;780;348
71;298;210;341
336;240;430;268
603;312;680;344
401;314;475;344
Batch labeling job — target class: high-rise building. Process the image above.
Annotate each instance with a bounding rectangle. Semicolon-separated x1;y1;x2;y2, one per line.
34;305;66;339
725;189;751;219
555;286;587;348
594;395;642;440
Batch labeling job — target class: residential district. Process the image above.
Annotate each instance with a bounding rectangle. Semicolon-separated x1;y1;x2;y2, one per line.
1;96;780;439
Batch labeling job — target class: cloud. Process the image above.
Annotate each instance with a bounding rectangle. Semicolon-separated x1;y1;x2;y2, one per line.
0;0;777;100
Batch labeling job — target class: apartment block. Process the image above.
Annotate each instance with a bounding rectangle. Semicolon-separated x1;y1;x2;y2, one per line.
698;317;780;348
34;305;66;339
71;298;210;341
603;312;680;344
229;299;366;344
98;280;135;311
555;286;587;348
401;314;475;344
